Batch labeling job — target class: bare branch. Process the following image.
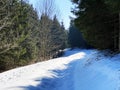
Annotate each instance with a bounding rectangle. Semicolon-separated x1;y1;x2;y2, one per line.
37;0;60;19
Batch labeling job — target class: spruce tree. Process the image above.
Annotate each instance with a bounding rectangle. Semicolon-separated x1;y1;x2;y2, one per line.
68;21;87;48
71;0;114;50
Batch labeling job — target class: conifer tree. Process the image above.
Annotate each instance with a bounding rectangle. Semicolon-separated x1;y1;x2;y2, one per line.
68;21;87;48
71;0;115;50
0;0;40;71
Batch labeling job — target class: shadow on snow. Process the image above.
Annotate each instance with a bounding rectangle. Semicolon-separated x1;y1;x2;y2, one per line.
19;60;79;90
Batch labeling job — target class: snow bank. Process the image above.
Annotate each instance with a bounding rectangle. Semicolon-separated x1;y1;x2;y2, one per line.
0;49;85;90
0;49;120;90
74;50;120;90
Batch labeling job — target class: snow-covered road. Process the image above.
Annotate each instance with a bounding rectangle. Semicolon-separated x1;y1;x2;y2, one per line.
0;49;120;90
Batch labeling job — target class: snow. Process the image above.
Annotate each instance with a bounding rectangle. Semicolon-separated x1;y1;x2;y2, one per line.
0;49;120;90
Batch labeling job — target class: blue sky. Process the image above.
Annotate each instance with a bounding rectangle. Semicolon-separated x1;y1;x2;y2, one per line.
29;0;75;29
55;0;75;29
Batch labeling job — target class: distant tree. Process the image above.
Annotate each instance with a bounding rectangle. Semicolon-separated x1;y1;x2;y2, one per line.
37;0;61;60
50;15;62;52
68;21;87;48
50;16;68;55
60;21;68;49
38;14;52;60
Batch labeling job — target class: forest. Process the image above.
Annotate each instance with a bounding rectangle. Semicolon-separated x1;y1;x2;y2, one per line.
0;0;67;72
71;0;120;51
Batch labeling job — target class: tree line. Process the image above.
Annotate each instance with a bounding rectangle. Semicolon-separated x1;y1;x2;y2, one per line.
68;20;88;49
0;0;67;72
71;0;120;51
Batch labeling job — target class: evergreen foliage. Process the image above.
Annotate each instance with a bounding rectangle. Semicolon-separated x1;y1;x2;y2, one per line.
38;15;67;61
0;0;67;72
68;21;87;48
71;0;120;51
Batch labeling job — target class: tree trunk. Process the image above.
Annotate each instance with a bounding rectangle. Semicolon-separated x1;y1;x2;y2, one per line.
114;16;117;51
119;13;120;51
